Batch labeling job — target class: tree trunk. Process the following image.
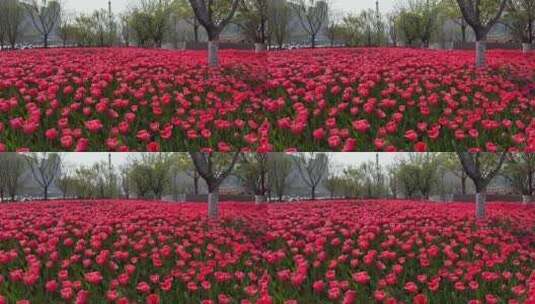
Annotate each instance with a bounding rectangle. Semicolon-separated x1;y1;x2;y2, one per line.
208;40;219;67
311;186;316;200
208;191;219;218
44;185;49;201
475;191;486;219
475;40;486;68
311;34;316;48
44;34;48;48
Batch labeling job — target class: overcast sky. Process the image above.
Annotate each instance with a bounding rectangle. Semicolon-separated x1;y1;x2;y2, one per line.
63;153;399;170
66;0;396;15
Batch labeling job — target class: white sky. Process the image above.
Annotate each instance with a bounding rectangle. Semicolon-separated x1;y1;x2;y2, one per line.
63;152;397;170
66;0;396;15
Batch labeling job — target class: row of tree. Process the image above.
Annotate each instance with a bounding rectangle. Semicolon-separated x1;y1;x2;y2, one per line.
1;152;534;219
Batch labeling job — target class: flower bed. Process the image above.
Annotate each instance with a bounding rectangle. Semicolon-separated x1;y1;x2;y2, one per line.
0;48;534;151
0;200;533;303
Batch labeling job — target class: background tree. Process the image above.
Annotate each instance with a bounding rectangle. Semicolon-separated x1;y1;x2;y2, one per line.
457;152;507;219
236;0;269;51
397;161;421;198
267;153;293;201
503;154;535;204
175;152;201;195
397;9;422;46
268;0;291;49
293;0;330;48
139;0;172;48
119;164;132;199
341;13;364;46
394;154;440;199
187;0;241;66
414;0;441;47
294;153;330;200
386;163;400;198
0;153;26;202
71;165;99;199
190;152;240;218
455;0;508;67
236;153;270;203
0;0;25;49
324;8;343;46
57;12;75;47
340;167;363;198
0;4;6;50
25;153;62;201
324;173;343;198
413;153;440;199
174;0;201;42
127;154;172;199
56;166;74;199
91;9;111;47
24;0;62;48
119;14;131;46
441;0;469;43
440;152;468;195
387;11;400;46
503;0;535;52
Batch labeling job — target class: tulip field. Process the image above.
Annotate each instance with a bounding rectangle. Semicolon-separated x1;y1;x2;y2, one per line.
0;200;534;304
0;48;535;152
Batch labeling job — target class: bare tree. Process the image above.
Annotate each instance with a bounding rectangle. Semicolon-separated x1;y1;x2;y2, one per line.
294;153;330;200
25;153;63;200
457;152;507;219
455;0;508;67
189;152;240;218
0;153;27;202
0;0;25;49
24;0;63;48
293;0;330;48
187;0;241;66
